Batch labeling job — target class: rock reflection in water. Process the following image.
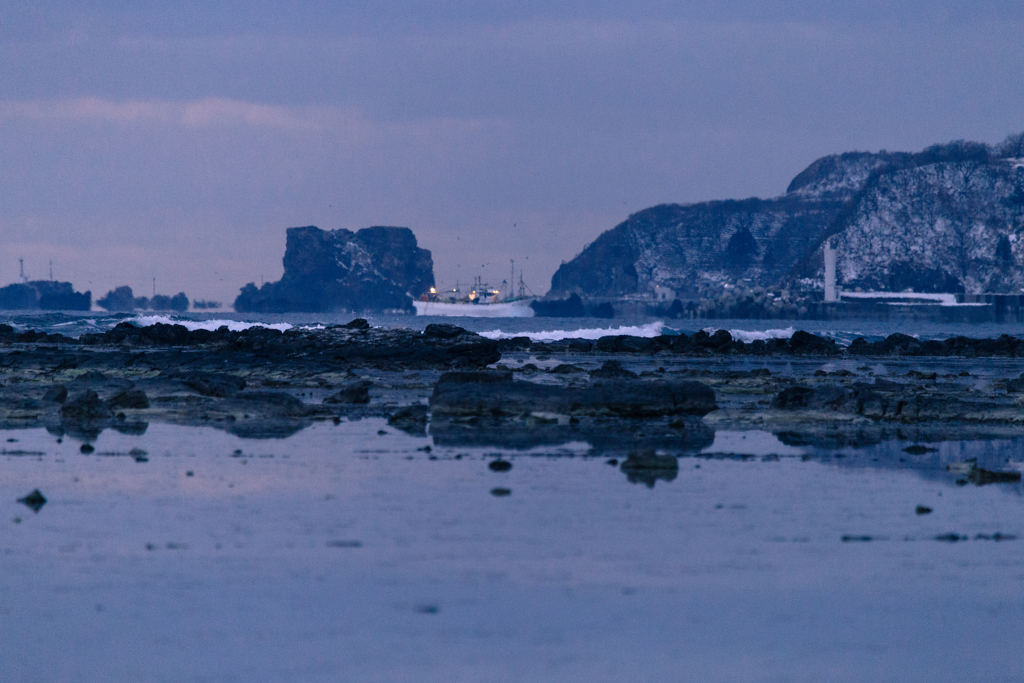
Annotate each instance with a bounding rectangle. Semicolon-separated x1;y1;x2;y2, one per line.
428;415;715;453
619;449;679;488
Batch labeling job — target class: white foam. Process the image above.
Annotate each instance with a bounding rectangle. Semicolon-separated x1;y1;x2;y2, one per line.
129;315;293;333
703;326;796;343
479;321;664;341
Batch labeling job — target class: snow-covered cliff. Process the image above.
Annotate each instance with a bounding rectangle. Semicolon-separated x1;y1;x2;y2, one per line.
549;136;1024;298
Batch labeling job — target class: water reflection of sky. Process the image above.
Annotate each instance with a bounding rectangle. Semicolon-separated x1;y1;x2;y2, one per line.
1;420;1022;681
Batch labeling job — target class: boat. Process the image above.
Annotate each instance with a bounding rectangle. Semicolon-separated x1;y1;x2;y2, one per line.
413;299;534;317
414;269;536;317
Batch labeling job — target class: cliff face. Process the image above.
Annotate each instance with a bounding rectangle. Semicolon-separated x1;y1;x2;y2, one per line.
820;158;1024;294
550;152;896;298
549;139;1024;297
234;226;434;313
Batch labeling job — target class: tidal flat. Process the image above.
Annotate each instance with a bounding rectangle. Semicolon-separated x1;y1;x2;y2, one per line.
2;418;1022;683
1;321;1024;682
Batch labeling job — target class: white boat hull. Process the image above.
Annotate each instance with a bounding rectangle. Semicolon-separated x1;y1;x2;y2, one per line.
413;300;535;317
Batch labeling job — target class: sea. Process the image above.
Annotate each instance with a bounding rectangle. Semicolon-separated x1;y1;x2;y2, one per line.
9;308;1024;343
2;310;1022;683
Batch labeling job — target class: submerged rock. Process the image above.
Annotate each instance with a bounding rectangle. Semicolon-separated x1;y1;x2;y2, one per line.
177;372;246;398
387;405;429;435
61;390;113;419
17;489;47;512
107;389;150;410
323;381;372;405
620;449;679;488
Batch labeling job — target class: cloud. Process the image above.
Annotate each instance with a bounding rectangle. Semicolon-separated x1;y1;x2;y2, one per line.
0;97;337;131
0;96;506;143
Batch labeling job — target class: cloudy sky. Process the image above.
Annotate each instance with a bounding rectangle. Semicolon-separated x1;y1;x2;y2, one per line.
2;1;1023;305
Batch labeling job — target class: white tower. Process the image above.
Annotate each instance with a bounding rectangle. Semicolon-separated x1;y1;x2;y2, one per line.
823;239;838;303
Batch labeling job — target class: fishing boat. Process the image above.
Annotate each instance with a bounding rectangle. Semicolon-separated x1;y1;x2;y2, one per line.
414;267;536;317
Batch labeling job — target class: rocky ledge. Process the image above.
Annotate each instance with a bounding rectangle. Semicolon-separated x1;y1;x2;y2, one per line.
2;321;1024;472
498;329;1024;358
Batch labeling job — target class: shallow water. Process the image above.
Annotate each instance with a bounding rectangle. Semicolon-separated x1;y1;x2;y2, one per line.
2;421;1021;682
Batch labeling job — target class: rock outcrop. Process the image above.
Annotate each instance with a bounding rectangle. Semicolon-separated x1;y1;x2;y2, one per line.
0;281;91;311
234;226;434;313
549;134;1024;297
97;286;188;312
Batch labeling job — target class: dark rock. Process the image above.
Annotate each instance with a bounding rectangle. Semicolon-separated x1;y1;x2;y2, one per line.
231;391;315;418
61;390;113;419
17;489;46;512
106;389;150;410
969;466;1022;485
531;293;586;317
588;360;638;379
431;376;717;418
549;364;585;374
178;372;246;398
323;381;372;404
342;318;370;329
490;488;512;497
42;385;68;403
771;386;815;409
423;324;467;339
488;460;512;472
80;443;95;453
388;405;429;435
935;533;966;543
789;331;836;355
72;370;108;383
233;225;432;313
620;449;679;488
437;370;513;385
903;445;937;455
0;281;90;311
915;505;933;515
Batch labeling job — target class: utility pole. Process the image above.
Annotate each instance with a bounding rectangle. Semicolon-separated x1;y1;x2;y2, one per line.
153;278;156;297
19;258;25;283
49;261;53;281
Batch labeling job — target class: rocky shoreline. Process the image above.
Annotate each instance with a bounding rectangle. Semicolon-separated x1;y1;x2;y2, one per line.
0;320;1022;484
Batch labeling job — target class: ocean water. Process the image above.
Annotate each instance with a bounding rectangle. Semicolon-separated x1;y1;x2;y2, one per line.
2;310;1024;682
8;309;1024;343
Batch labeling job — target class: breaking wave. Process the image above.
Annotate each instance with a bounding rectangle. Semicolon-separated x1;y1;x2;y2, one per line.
479;321;665;342
702;326;797;343
130;315;294;333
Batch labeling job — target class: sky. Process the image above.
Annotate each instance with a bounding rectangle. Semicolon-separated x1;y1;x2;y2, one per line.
1;1;1023;305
